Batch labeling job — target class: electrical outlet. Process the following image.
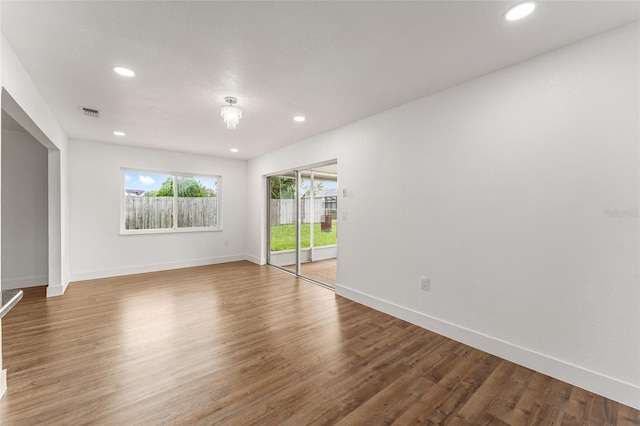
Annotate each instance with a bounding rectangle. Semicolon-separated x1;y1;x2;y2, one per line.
224;240;229;247
342;211;347;221
420;277;430;291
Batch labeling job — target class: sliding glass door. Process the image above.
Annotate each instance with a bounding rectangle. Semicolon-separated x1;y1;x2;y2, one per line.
267;163;337;287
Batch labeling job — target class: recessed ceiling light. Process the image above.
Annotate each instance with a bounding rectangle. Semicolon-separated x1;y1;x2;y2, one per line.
230;148;239;153
293;116;306;122
504;1;536;21
112;66;135;77
113;131;126;136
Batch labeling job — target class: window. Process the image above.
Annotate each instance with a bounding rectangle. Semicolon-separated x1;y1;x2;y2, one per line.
122;169;220;234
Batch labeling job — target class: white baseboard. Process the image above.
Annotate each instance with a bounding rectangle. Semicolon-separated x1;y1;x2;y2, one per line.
0;369;6;399
2;275;67;298
335;284;640;410
244;254;264;265
2;275;48;289
69;254;248;282
46;282;68;297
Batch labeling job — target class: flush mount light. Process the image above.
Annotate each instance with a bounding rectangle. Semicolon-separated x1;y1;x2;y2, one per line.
230;148;239;153
221;97;242;129
112;66;135;77
504;1;536;21
113;131;126;136
293;116;306;122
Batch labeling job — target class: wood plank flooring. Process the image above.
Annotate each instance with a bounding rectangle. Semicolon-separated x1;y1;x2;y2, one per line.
283;258;337;286
0;261;638;425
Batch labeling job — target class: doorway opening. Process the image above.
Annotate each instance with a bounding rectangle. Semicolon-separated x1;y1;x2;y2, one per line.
267;162;337;288
1;111;49;292
2;89;63;297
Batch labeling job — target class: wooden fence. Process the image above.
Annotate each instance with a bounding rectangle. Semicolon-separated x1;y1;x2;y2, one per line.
125;196;217;230
270;199;334;225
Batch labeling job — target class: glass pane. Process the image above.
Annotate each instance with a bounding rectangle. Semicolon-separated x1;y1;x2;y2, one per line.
300;174;339;250
269;175;297;267
124;171;173;230
298;171;338;286
300;174;312;250
177;176;218;228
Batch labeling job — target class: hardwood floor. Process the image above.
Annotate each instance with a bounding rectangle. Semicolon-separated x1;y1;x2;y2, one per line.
283;258;337;286
1;261;638;425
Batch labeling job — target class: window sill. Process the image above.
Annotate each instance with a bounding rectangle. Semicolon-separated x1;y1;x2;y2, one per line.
120;227;223;236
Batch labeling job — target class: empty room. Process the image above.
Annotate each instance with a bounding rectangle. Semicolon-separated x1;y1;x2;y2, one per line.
0;1;638;424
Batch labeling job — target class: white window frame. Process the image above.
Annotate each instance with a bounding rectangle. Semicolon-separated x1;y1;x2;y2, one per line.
120;168;223;235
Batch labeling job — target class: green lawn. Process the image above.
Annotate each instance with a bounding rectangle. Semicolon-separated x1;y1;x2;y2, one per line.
270;220;337;251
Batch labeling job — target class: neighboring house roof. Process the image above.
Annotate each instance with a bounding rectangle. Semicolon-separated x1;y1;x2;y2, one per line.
125;189;145;195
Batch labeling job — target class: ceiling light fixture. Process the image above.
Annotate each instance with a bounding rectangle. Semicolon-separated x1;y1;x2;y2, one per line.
221;97;242;130
293;116;306;122
504;1;536;21
112;66;135;77
230;148;239;153
113;131;126;136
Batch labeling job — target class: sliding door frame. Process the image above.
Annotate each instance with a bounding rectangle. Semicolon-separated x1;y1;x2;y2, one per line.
266;160;337;289
294;170;302;276
266;172;299;271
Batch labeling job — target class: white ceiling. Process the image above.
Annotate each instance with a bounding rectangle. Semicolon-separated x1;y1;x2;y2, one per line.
2;1;639;160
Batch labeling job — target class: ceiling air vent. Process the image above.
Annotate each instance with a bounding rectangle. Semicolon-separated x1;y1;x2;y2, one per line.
80;106;100;118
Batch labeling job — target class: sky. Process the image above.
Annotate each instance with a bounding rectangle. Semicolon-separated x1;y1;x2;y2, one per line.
124;171;217;192
301;179;337;190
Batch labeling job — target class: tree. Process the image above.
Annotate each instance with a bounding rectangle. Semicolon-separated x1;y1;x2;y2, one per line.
301;180;325;197
155;177;216;197
270;177;328;199
270;177;296;199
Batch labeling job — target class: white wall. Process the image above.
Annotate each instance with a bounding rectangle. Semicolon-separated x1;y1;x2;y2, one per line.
246;23;640;408
1;34;69;297
1;129;48;289
69;140;247;281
